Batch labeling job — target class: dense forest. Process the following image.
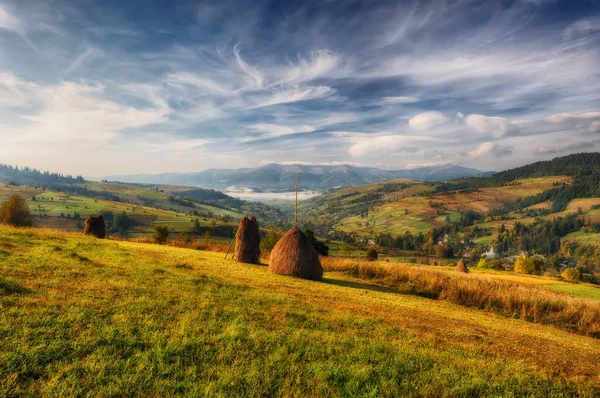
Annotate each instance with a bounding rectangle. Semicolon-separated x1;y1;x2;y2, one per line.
0;164;83;187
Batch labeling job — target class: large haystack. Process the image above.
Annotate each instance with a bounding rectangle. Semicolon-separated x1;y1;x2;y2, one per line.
234;216;261;264
456;258;469;273
84;215;106;239
269;226;323;280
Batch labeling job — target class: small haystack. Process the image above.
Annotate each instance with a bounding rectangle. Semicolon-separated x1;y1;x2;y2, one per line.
84;215;106;239
269;226;323;281
456;258;469;273
234;216;261;264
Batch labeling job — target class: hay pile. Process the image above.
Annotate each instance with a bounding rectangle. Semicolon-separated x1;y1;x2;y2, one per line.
234;216;261;264
84;215;106;239
456;258;469;273
269;226;323;280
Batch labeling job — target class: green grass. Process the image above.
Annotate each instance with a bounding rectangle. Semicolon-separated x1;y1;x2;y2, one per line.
543;282;600;300
1;226;600;396
565;231;600;246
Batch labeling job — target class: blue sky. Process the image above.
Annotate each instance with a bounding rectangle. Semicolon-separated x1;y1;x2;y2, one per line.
0;0;599;175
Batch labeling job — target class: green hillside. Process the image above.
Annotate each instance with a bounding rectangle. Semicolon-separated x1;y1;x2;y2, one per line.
0;164;285;238
1;225;600;396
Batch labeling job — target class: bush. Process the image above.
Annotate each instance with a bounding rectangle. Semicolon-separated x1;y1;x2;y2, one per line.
561;267;583;282
0;195;33;227
514;256;543;275
477;257;503;270
365;248;378;261
153;225;170;244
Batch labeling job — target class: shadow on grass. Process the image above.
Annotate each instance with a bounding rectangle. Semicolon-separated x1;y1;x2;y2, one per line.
322;277;400;294
0;277;32;296
322;275;440;299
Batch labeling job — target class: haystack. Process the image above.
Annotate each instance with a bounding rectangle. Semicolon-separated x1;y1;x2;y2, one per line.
234;216;261;264
269;226;323;281
456;258;469;273
84;215;106;239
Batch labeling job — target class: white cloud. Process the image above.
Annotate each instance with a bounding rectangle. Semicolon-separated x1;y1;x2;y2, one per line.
536;140;594;155
273;50;342;85
381;96;418;104
467;142;512;158
408;111;448;131
0;5;20;31
0;73;166;142
542;111;600;134
563;18;600;40
141;138;207;152
248;123;316;138
252;85;335;108
465;114;520;138
165;72;228;94
347;134;435;156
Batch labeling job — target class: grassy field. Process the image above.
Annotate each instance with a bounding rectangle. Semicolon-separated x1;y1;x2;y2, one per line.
1;225;600;396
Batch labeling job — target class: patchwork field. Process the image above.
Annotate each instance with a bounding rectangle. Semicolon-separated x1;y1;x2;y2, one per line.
1;225;599;396
335;177;570;236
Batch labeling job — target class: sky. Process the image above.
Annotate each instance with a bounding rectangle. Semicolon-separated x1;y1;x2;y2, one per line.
0;0;599;176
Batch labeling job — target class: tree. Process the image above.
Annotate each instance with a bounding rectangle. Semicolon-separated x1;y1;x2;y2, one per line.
262;230;282;253
0;195;33;227
514;256;543;275
193;218;201;232
305;229;329;256
204;231;212;243
153;225;170;244
561;267;583;282
365;247;378;261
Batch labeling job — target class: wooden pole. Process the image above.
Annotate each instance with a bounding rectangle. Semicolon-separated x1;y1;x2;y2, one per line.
295;173;298;228
224;230;237;259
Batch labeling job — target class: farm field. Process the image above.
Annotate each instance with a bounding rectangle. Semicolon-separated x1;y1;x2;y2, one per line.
1;225;600;396
28;191;235;237
335;176;570;236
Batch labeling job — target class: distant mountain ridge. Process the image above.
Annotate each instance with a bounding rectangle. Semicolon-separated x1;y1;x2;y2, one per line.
103;163;495;191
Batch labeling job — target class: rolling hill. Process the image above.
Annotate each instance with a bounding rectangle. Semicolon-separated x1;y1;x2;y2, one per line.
0;164;285;238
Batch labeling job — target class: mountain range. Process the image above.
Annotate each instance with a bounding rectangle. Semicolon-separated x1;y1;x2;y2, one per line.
103;164;494;191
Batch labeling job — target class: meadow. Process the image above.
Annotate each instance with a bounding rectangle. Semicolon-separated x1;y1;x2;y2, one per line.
1;225;600;396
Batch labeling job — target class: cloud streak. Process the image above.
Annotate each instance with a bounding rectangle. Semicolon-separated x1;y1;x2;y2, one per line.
0;0;598;175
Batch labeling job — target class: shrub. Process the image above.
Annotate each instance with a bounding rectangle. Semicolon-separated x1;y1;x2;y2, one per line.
477;257;503;270
514;256;543;275
561;267;583;282
0;195;33;227
153;225;170;244
261;230;282;253
365;248;378;261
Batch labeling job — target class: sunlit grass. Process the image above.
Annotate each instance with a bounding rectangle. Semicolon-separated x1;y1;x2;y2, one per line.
1;225;600;396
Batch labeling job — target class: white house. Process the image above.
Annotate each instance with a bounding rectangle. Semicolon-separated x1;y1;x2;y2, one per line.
482;246;496;259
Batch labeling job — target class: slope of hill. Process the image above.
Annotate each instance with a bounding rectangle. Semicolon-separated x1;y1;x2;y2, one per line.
103;163;494;191
1;225;599;396
0;164;286;234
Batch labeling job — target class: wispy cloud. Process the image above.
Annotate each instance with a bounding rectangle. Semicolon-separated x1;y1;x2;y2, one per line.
0;0;598;174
